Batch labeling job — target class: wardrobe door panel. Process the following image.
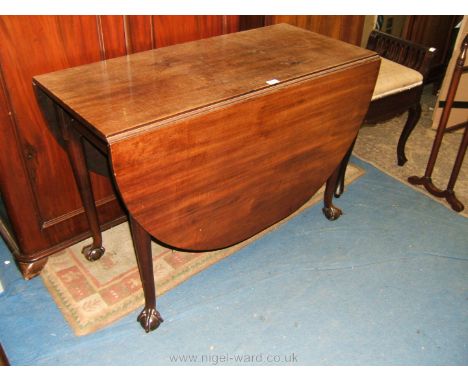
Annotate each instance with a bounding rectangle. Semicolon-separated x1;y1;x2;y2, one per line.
0;16;124;263
267;16;365;45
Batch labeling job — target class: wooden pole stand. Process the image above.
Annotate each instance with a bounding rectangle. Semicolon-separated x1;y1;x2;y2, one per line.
408;34;468;212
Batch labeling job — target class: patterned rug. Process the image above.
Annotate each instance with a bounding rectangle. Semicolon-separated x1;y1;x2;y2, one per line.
41;163;364;336
353;87;467;218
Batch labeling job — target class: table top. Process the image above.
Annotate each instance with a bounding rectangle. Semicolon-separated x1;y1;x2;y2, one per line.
33;23;376;141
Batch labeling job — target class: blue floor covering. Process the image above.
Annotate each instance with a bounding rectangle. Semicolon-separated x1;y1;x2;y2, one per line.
0;157;467;365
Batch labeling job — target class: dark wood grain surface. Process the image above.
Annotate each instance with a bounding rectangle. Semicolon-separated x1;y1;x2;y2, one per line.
34;24;376;140
110;59;379;250
34;23;379;250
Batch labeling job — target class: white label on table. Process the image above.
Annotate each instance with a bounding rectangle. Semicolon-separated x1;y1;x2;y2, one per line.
266;79;280;85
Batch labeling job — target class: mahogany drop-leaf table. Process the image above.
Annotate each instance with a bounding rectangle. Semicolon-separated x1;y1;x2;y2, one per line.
33;24;380;332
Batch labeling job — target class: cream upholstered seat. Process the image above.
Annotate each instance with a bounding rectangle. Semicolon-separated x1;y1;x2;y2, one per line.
371;58;423;101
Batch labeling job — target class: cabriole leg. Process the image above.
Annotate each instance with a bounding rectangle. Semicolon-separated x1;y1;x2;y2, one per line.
334;137;357;198
59;108;105;261
323;164;343;221
397;103;421;166
129;215;163;333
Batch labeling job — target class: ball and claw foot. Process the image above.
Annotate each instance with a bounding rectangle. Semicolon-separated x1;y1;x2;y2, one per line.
322;205;343;221
82;244;105;262
137;307;164;333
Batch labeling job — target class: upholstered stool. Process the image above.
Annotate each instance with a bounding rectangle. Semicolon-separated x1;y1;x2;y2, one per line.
372;58;423;102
